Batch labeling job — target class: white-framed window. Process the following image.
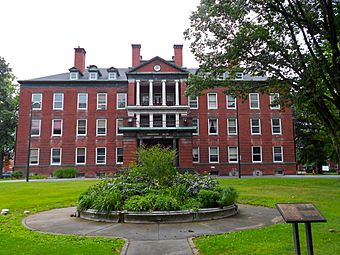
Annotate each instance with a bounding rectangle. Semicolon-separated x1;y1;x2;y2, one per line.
96;147;106;164
117;93;127;109
77;119;87;136
209;147;219;163
70;72;78;80
116;147;123;164
271;118;282;135
53;93;64;110
96;119;107;136
97;93;107;110
108;72;117;80
188;96;198;109
89;72;98;80
249;93;260;109
192;118;199;135
270;93;280;109
193;147;199;163
227;118;237;135
51;148;61;165
273;146;283;162
116;118;123;135
32;93;42;110
207;93;217;109
250;118;261;135
208;118;218;135
30;148;39;165
77;93;88;110
52;119;62;136
228;147;238;163
236;72;244;80
252;146;262;163
226;95;236;109
31;119;41;136
76;148;86;164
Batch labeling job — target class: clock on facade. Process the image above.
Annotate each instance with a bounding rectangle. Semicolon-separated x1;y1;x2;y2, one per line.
153;64;161;72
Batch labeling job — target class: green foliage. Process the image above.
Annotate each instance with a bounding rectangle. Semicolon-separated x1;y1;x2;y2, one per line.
153;194;180;211
216;187;238;207
198;189;220;208
123;194;156;212
53;168;79;178
12;171;23;179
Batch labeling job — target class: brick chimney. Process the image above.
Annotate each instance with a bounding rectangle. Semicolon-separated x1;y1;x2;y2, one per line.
74;47;86;73
173;44;183;67
132;44;141;67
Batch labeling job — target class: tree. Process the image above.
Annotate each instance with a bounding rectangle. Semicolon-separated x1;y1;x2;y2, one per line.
184;0;340;163
0;57;18;177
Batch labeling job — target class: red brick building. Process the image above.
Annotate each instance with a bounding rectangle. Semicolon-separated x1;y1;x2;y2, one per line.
15;45;296;177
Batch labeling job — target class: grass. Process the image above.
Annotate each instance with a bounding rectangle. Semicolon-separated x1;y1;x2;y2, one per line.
0;181;124;255
195;178;340;254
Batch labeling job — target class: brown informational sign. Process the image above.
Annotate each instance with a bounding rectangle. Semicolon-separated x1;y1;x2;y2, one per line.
276;203;327;223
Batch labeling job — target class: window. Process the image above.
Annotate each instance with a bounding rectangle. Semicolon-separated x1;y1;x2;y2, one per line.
228;147;238;163
76;148;86;164
52;119;62;136
31;119;41;136
252;146;262;163
70;72;78;80
271;118;282;134
273;146;283;162
53;93;64;110
96;119;107;136
117;93;127;109
77;119;87;136
209;147;219;163
32;93;42;110
97;93;107;110
29;148;39;165
78;93;88;110
96;148;106;164
208;118;218;135
270;93;280;109
89;72;97;80
116;119;123;135
236;72;244;80
51;148;61;165
207;93;217;109
250;119;261;135
193;147;199;163
192;118;199;135
226;95;236;109
108;72;117;80
188;96;198;109
249;93;260;109
116;148;123;164
227;118;237;135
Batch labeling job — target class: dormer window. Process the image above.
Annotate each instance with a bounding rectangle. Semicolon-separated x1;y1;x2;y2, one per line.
89;72;98;80
87;65;101;80
70;72;78;80
236;72;244;80
108;72;117;80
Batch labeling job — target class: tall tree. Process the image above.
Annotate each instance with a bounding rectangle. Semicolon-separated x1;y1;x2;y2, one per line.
0;57;18;177
184;0;340;163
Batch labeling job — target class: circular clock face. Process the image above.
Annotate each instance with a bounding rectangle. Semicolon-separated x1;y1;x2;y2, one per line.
154;64;161;72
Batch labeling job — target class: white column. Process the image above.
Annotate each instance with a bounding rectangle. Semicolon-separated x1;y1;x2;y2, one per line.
162;114;166;127
175;114;180;127
136;80;140;106
149;80;153;106
162;80;166;106
150;113;153;128
136;114;140;127
175;80;179;106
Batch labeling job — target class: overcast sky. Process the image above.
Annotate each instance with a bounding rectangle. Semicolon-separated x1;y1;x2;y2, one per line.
0;0;200;80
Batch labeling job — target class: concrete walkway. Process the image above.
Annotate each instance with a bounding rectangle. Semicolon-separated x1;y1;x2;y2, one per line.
23;205;281;255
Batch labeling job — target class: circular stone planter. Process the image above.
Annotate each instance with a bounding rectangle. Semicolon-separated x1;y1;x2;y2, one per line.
79;204;238;223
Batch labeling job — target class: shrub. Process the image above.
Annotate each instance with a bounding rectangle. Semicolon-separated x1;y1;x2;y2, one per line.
12;171;23;179
198;189;219;208
153;194;180;211
124;194;156;211
180;198;201;211
93;189;122;212
53;168;78;178
216;187;238;207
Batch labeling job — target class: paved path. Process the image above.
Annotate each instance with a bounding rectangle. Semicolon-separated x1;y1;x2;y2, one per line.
23;205;281;255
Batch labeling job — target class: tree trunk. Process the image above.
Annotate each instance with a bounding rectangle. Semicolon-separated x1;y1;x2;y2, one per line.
0;148;4;178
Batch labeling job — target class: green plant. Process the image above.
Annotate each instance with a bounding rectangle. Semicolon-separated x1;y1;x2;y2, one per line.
53;168;79;178
180;198;201;211
93;189;122;212
216;187;238;207
12;171;23;179
153;194;180;211
123;194;156;211
198;189;219;208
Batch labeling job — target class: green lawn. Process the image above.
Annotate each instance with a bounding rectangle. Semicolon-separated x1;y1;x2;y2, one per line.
195;178;340;255
0;181;124;255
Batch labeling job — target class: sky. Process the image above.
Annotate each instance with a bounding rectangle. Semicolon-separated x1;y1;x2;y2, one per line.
0;0;200;81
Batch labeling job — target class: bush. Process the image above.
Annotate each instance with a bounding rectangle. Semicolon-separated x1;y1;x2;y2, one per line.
216;187;238;207
12;171;23;179
53;168;78;178
153;194;180;211
124;194;156;211
198;189;220;208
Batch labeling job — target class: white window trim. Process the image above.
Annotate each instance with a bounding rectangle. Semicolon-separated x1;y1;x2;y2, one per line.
89;72;98;80
188;96;199;109
228;146;238;163
117;93;127;109
116;147;123;164
226;95;237;109
52;119;63;137
270;93;280;109
31;119;41;137
76;119;87;136
96;147;106;165
273;146;284;163
252;146;262;163
193;147;200;163
29;148;39;165
70;72;78;80
208;118;219;135
76;148;86;165
249;93;260;109
207;93;218;110
97;93;107;110
192;118;199;135
209;147;219;163
77;93;88;110
31;93;42;110
53;93;64;110
50;148;62;165
96;119;107;136
271;118;282;135
227;118;238;135
116;118;123;136
250;118;261;135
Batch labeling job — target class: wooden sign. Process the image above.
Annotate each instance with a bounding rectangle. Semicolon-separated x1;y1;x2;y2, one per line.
276;203;327;223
